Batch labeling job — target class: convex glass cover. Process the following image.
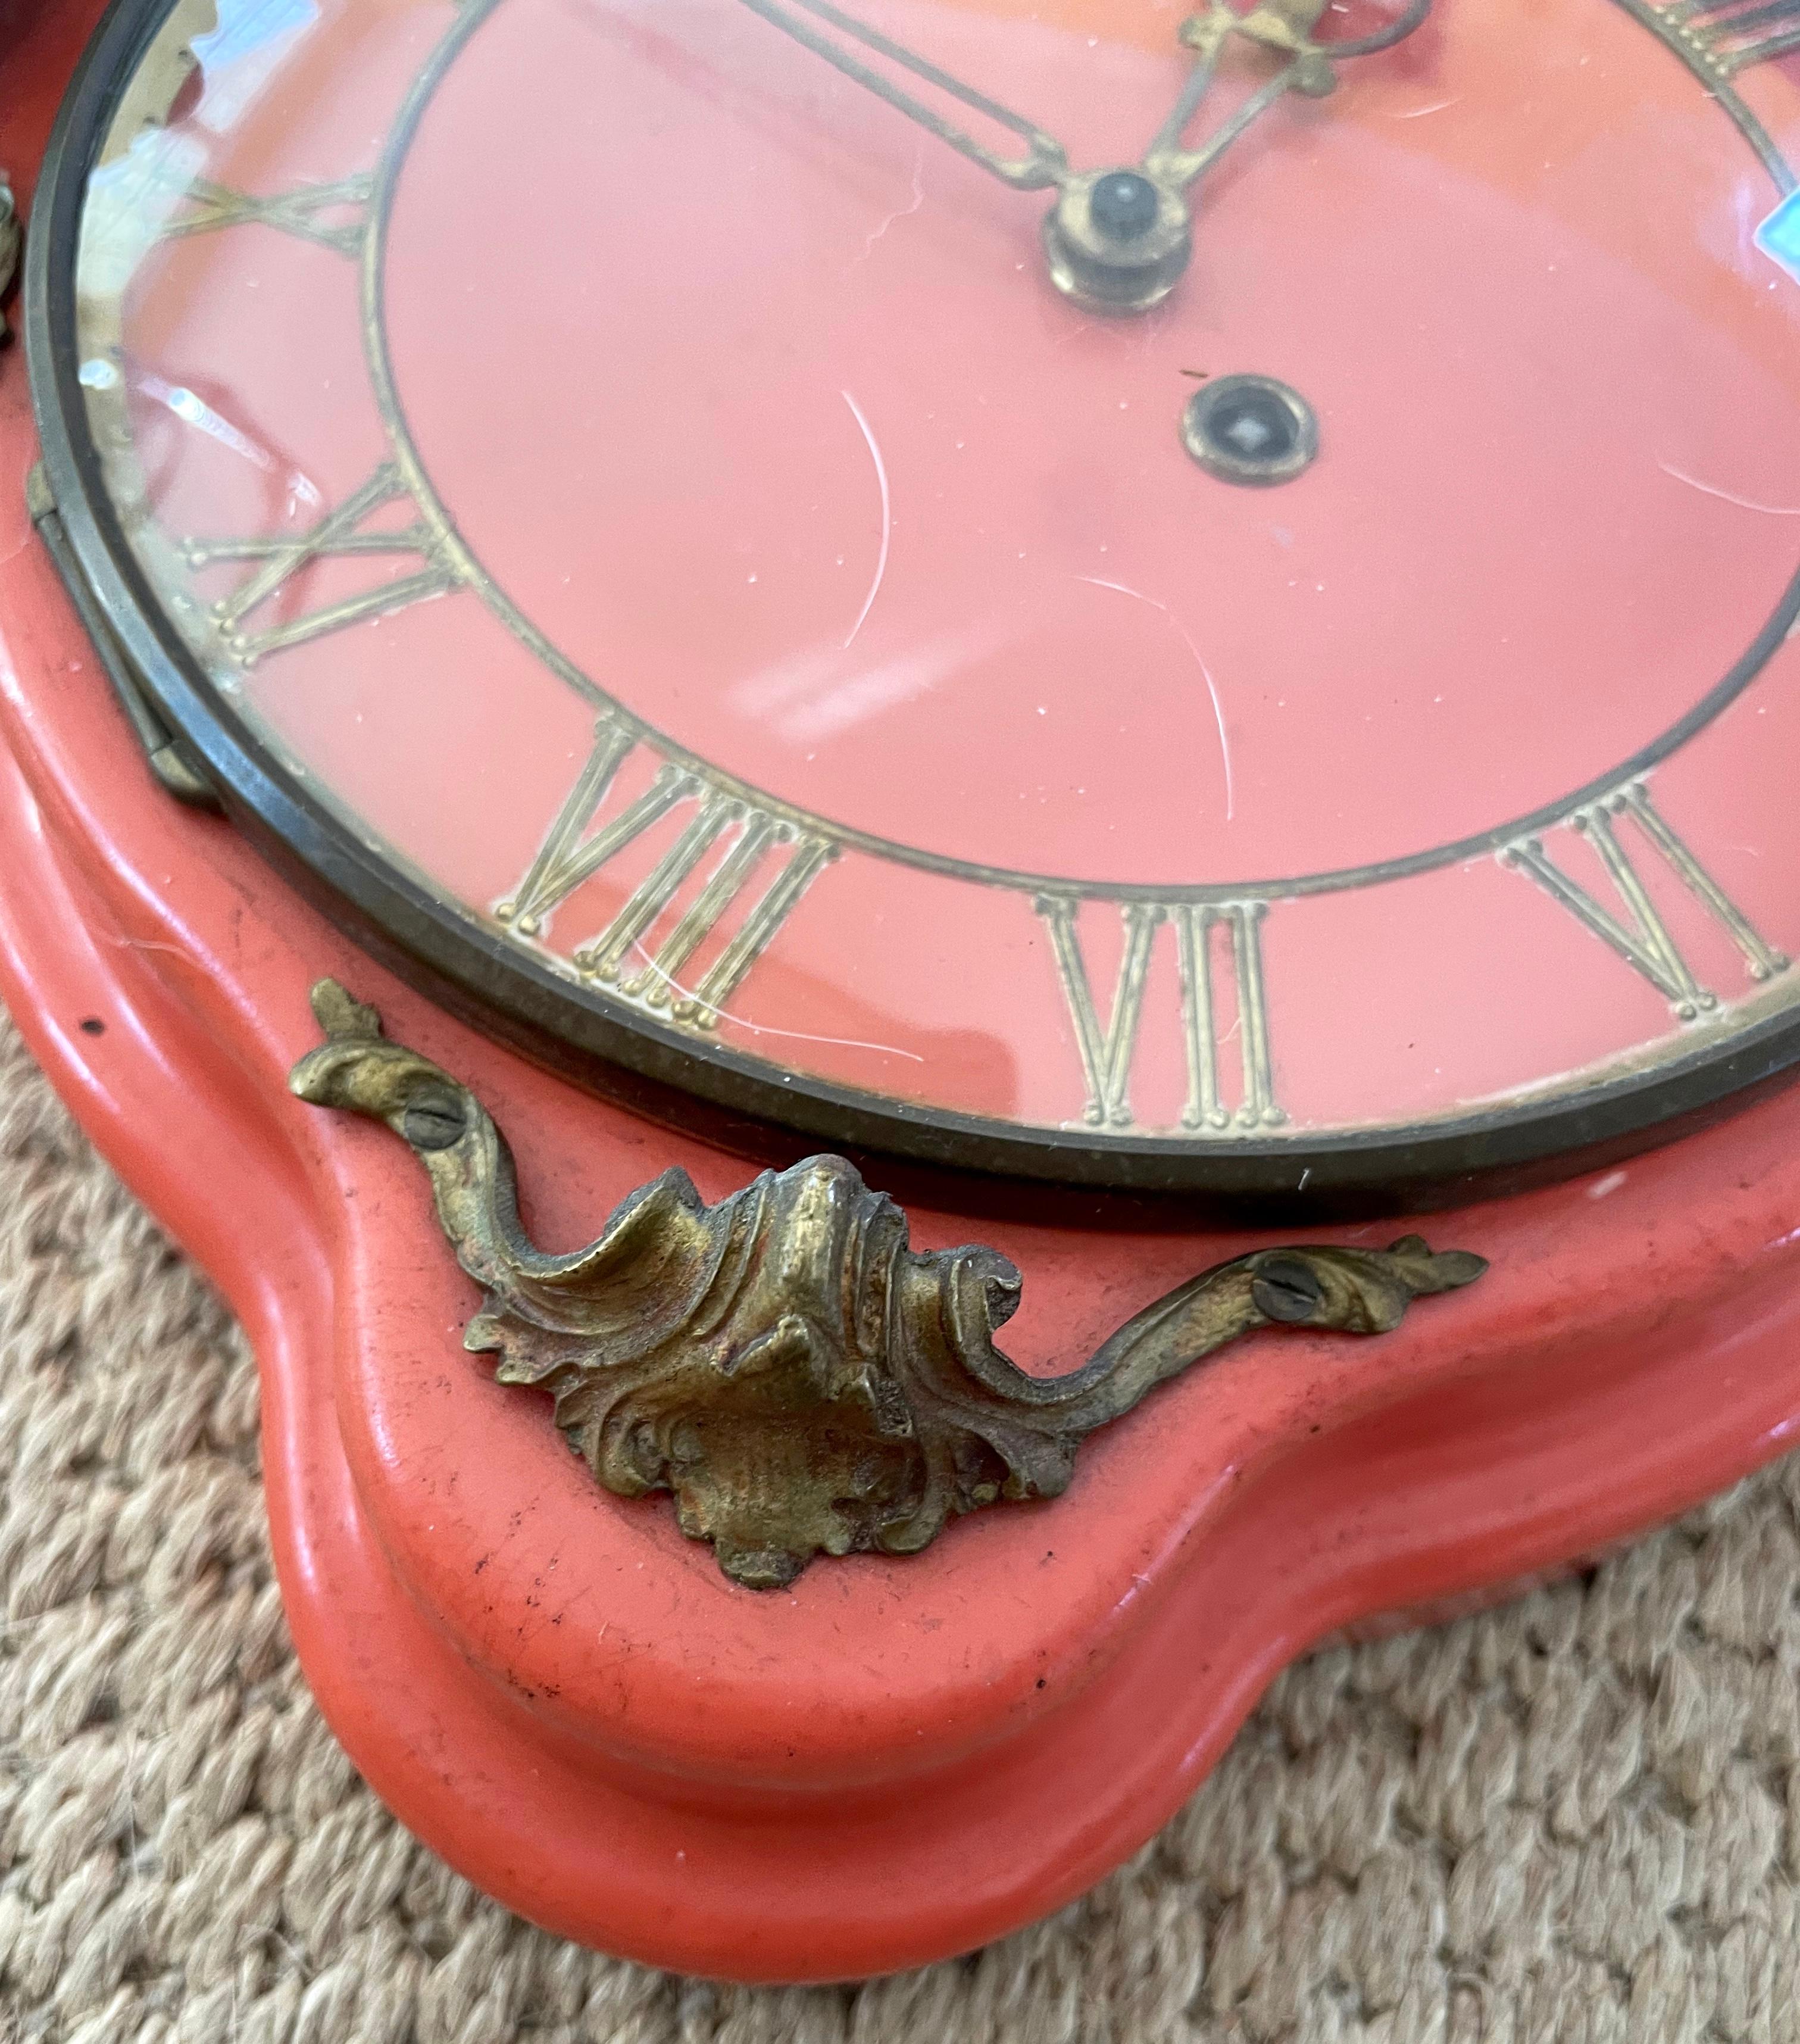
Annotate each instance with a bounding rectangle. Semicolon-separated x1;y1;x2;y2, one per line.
29;0;1800;1197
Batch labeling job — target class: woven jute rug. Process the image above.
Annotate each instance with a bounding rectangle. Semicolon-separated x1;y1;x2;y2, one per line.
2;1014;1798;2044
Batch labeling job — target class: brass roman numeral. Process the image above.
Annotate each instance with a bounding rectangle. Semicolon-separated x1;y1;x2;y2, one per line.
1038;895;1282;1132
1504;782;1787;1020
1651;0;1800;73
499;716;837;1029
183;463;462;666
163;174;373;255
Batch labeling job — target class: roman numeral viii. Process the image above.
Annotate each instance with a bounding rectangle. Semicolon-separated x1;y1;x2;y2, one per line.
498;717;836;1029
1504;782;1787;1020
1038;895;1282;1132
1654;0;1800;74
183;463;463;666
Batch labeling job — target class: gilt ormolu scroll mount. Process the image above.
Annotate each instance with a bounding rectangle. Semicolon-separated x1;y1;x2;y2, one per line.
289;982;1488;1589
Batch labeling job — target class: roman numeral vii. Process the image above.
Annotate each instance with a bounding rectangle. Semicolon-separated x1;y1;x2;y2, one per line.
1038;895;1282;1133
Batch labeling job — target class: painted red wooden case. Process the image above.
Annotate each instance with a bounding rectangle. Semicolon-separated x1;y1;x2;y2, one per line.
10;0;1800;1985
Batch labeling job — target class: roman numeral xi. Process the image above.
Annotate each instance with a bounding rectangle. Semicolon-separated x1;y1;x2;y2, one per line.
498;716;837;1030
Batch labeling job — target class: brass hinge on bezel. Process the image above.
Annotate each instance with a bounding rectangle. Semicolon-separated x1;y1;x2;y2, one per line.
26;463;220;810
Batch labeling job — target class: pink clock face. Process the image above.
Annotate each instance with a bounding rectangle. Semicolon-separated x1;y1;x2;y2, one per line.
55;0;1800;1188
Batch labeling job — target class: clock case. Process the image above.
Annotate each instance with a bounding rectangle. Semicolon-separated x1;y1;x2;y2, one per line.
11;0;1800;1985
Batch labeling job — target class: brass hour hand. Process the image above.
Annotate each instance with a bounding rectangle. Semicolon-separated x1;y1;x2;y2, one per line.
733;0;1070;192
1142;0;1432;190
1038;0;1428;316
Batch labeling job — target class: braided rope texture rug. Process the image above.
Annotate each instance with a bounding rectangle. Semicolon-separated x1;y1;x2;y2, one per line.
2;1018;1799;2044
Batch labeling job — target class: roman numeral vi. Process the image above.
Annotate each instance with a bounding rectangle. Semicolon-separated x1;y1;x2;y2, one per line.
1504;782;1786;1019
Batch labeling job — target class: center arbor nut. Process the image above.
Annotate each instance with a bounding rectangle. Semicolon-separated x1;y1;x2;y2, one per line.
1043;167;1192;314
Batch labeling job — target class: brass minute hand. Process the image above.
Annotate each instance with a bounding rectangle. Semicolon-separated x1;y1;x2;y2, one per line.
733;0;1070;191
1142;0;1431;191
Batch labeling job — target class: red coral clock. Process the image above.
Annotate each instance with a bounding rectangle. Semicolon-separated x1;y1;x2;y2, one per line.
8;0;1800;1982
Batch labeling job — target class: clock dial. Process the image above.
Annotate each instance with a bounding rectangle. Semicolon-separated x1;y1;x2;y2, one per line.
30;0;1800;1195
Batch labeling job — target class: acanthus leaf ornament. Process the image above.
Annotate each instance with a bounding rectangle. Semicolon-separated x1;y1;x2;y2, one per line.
289;982;1489;1590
